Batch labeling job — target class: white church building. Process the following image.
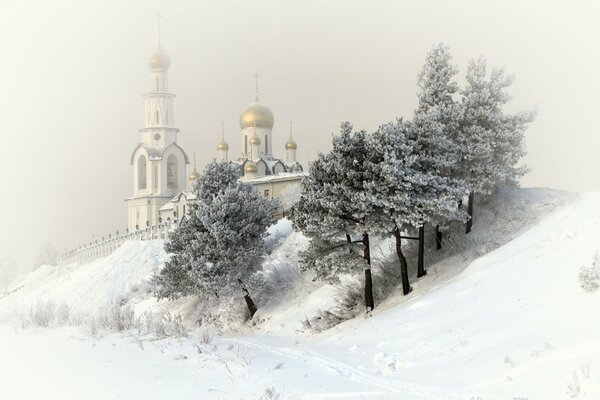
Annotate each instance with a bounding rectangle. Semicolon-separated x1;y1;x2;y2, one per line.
126;28;304;233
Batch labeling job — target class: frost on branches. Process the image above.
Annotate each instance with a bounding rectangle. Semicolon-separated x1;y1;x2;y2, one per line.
153;161;278;319
408;44;467;238
291;123;376;310
579;253;600;292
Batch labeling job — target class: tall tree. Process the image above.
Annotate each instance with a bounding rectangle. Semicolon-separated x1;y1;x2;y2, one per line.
457;56;535;233
362;119;416;295
409;43;467;269
153;161;277;319
291;123;376;311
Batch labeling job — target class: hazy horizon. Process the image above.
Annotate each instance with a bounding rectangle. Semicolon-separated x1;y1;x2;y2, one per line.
1;0;599;264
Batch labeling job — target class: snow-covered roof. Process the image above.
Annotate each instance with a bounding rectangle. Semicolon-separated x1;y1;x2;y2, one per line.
244;171;307;184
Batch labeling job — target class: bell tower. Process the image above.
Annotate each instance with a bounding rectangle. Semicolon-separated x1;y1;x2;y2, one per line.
126;15;188;232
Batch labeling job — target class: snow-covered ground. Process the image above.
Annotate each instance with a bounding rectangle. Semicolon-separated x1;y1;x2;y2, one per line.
1;187;599;399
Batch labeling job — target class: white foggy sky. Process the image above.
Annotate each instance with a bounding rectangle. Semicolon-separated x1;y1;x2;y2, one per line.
1;0;599;262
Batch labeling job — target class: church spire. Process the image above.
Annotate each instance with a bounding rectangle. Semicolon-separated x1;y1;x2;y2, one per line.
254;71;261;102
154;13;163;51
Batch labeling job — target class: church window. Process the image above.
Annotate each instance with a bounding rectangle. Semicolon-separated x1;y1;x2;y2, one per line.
156;78;159;91
257;161;267;176
167;154;178;192
183;204;186;215
155;111;160;125
264;189;270;198
165;111;169;125
137;155;147;190
265;135;268;155
244;135;248;156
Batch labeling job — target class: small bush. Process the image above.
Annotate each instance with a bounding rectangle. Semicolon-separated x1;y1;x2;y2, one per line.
579;253;600;292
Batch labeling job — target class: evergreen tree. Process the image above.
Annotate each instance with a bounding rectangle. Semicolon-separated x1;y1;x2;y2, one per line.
153;161;277;319
291;123;376;311
362;119;417;295
409;43;467;269
193;182;278;317
458;56;535;233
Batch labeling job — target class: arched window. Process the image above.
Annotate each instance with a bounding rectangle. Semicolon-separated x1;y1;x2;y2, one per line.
155;111;160;125
167;154;178;192
138;155;147;190
257;160;267;176
273;162;285;175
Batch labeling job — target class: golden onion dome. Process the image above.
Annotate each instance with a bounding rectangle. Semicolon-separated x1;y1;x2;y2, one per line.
285;135;297;150
249;133;261;145
240;96;274;130
189;167;200;182
244;161;258;174
217;139;229;151
148;47;171;70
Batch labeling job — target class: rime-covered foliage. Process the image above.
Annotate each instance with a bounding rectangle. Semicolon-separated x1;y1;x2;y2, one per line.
291;123;371;291
408;44;467;227
292;123;369;240
191;183;278;297
298;236;365;283
458;56;535;195
579;253;600;292
193;160;240;203
153;200;204;300
153;161;278;314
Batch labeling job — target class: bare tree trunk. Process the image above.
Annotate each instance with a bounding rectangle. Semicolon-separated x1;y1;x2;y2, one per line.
393;227;411;295
238;279;258;318
362;233;375;312
417;225;427;278
436;225;442;250
466;191;474;234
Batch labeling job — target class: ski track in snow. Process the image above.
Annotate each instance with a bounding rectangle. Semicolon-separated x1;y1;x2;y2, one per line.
226;337;458;400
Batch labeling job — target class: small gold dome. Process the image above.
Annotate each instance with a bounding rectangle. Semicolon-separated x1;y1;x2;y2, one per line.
217;140;229;151
286;137;297;150
244;161;258;174
250;133;261;145
240;99;274;130
148;48;171;70
189;168;200;181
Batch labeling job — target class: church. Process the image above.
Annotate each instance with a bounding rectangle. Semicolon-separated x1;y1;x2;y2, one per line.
126;29;304;233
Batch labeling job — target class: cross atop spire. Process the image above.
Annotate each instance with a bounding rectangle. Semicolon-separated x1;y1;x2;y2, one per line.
254;71;261;101
154;13;163;50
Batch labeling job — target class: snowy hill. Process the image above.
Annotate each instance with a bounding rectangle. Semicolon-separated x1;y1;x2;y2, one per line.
1;187;599;399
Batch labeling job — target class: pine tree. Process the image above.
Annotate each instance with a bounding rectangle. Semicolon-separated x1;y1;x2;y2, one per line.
362;119;416;295
193;182;278;317
409;43;467;269
291;123;376;311
457;56;535;233
153;161;277;319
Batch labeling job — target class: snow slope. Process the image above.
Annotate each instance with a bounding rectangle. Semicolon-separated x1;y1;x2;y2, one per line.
1;187;599;399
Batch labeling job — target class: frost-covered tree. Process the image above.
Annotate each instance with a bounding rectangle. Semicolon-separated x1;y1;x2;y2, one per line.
153;200;205;299
153;161;277;319
362;120;417;294
291;123;376;311
192;182;278;317
457;56;535;233
408;43;467;270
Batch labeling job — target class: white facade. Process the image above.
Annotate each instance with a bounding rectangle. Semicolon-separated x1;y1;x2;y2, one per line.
126;35;188;232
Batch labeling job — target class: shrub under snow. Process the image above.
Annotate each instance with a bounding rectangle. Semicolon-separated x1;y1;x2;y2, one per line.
578;253;600;292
